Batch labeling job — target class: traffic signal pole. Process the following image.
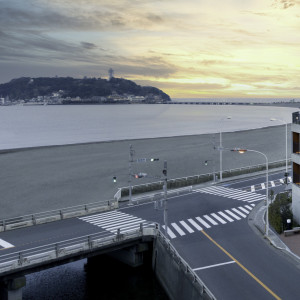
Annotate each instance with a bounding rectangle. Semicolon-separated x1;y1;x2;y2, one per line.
129;144;134;205
163;160;168;240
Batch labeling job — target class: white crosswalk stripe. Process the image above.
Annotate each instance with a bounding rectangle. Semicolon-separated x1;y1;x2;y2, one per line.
195;186;265;203
204;215;218;225
162;225;176;239
211;213;226;224
188;219;203;231
180;221;195;233
171;223;186;236
196;217;211;228
79;211;153;234
162;204;256;239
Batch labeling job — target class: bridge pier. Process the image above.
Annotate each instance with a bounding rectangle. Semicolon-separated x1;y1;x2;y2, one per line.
0;276;26;300
108;243;149;267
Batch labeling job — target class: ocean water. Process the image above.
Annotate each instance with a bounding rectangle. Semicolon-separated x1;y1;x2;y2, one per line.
0;104;297;150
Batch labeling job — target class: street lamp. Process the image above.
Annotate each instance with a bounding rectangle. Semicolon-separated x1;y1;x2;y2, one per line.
219;116;231;181
231;148;269;236
270;118;289;182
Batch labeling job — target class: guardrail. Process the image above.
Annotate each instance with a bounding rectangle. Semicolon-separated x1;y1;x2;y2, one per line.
117;158;291;199
0;224;215;299
0;199;118;232
0;223;156;276
157;230;216;300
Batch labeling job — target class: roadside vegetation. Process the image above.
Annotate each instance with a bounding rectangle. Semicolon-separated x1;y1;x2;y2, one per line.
269;192;294;234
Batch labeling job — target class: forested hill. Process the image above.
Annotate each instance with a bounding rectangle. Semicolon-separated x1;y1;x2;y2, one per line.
0;77;171;101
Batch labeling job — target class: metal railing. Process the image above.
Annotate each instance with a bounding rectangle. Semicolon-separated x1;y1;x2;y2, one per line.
117;158;291;199
0;223;156;275
157;231;216;300
0;224;215;299
0;199;118;232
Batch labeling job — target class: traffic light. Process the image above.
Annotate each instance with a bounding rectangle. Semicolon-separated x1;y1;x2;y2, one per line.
113;176;117;183
204;160;208;166
150;158;159;162
162;169;167;176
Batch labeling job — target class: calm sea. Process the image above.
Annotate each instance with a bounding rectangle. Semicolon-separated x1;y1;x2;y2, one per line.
0;104;297;150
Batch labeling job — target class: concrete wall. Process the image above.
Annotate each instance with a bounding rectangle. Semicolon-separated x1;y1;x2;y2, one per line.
152;236;214;300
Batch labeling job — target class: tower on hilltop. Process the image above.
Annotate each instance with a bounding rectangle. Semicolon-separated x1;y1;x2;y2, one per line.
108;68;114;81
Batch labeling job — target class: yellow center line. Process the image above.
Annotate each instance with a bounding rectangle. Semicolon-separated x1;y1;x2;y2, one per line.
200;230;281;300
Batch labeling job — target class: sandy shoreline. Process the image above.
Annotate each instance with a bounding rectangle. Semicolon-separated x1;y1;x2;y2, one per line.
0;124;291;219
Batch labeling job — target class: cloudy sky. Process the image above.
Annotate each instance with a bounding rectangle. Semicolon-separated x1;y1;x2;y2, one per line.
0;0;299;98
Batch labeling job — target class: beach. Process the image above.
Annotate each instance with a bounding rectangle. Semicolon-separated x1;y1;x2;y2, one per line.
0;124;290;219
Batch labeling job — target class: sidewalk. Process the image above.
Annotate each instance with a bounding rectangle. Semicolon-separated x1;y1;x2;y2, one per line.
251;201;300;260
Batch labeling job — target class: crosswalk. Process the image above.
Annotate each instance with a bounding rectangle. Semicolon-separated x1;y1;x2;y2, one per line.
245;177;292;192
79;211;155;234
162;204;256;239
0;238;14;250
194;186;265;203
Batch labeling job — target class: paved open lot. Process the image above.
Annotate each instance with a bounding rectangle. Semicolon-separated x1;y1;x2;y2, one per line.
0;125;290;219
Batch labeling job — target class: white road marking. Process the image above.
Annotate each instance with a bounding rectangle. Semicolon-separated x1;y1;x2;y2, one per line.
188;219;203;231
203;215;218;225
232;208;247;218
162;225;176;239
280;179;284;183
171;223;186;236
218;211;234;222
238;206;250;214
196;217;211;228
225;210;241;220
245;205;253;210
193;261;235;271
211;213;227;224
0;239;14;249
180;221;194;233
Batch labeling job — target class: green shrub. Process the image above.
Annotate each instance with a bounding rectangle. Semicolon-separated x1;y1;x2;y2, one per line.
269;193;292;234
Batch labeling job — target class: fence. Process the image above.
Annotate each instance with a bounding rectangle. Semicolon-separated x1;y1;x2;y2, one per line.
0;199;118;232
0;223;155;275
117;158;291;199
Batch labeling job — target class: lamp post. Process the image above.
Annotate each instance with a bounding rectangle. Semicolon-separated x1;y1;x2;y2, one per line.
270;118;289;183
231;148;269;236
219;116;231;181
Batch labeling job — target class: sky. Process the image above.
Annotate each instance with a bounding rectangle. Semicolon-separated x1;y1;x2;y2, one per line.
0;0;299;98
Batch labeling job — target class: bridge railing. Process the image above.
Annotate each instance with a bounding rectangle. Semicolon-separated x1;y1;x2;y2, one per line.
0;223;156;275
156;230;216;300
0;199;118;232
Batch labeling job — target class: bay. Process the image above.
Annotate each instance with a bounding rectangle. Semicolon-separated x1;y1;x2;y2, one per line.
0;104;297;150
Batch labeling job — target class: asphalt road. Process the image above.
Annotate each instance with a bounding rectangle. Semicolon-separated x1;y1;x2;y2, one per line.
1;173;299;299
0;125;290;219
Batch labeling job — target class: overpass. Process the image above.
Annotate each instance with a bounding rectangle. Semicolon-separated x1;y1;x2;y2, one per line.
0;199;214;300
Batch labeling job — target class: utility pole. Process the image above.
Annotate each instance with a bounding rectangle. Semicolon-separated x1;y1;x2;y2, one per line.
163;160;168;239
129;144;134;204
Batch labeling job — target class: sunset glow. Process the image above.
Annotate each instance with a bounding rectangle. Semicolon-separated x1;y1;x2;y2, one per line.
0;0;299;98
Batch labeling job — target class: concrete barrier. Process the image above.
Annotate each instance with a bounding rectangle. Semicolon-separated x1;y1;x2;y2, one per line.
153;234;215;300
